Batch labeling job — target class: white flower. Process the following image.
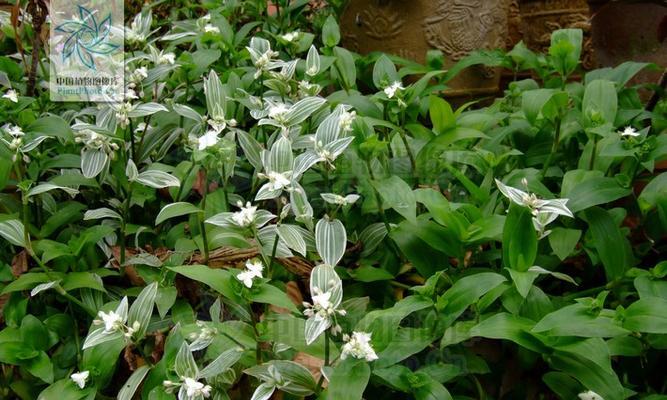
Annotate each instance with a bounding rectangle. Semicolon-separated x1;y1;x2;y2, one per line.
281;31;300;42
93;297;128;333
3;124;24;138
265;170;292;191
159;52;176;65
338;110;356;132
70;370;89;389
578;390;604;400
620;126;640;137
383;81;403;98
188;321;218;351
203;24;219;34
2;89;18;103
341;331;378;362
182;377;212;399
321;193;360;206
236;260;264;288
231;201;257;227
311;289;332;311
98;309;125;333
134;67;148;79
268;103;290;122
495;179;573;221
197;130;219;150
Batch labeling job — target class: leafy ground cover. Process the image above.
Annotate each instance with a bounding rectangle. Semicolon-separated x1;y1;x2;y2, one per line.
0;2;666;399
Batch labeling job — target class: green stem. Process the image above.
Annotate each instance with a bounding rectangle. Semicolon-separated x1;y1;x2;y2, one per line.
199;170;210;264
398;129;416;175
541;116;562;179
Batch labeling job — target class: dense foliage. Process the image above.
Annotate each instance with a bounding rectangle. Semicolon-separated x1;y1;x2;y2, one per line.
0;1;666;399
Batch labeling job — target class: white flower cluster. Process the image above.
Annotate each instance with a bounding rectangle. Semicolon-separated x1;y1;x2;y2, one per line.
164;377;212;400
187;321;218;351
384;81;404;99
495;178;573;239
280;31;300;42
2;124;24;151
74;129;119;157
231;201;257;227
70;370;89;389
2;89;18;103
620;126;639;138
92;297;140;339
341;331;378;362
236;260;264;288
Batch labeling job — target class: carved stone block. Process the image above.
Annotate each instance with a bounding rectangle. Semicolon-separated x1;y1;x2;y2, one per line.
340;0;511;99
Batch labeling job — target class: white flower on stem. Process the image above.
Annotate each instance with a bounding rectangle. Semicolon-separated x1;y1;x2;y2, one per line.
495;179;573;238
182;377;212;399
197;130;219;151
578;390;605;400
236;260;264;288
263;170;292;191
231;201;257;227
280;31;300;42
3;89;18;103
620;126;640;137
383;81;403;98
267;103;290;123
338;110;356;132
341;331;378;362
92;297;129;335
203;24;219;34
303;265;346;344
188;321;218;351
321;193;360;206
3;124;24;138
159;52;176;65
70;370;89;389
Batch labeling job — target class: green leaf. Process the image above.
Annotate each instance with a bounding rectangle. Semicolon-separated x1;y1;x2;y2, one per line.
248;284;298;313
333;47;356;89
326;359;370;400
411;371;453;400
439;272;507;327
0;219;26;247
169;265;239;301
549;28;582;77
245;360;316;396
583;79;618;128
624;297;667;333
372;176;416;223
429;96;455;134
20;315;50;351
533;303;629;337
118;365;150;400
315;218;347;266
2;273;64;294
322;15;340;47
372;55;398;90
548;227;582;260
585;207;631;281
175;342;198;378
155;202;203;225
38;378;93;400
564;176;631;213
503;205;537;272
470;313;547;353
61;272;105;292
127;282;158;339
521;89;568;124
198;348;243;379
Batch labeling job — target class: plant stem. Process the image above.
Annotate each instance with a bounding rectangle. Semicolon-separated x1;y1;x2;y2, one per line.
398;128;416;175
199;170;210;264
541;116;561;179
